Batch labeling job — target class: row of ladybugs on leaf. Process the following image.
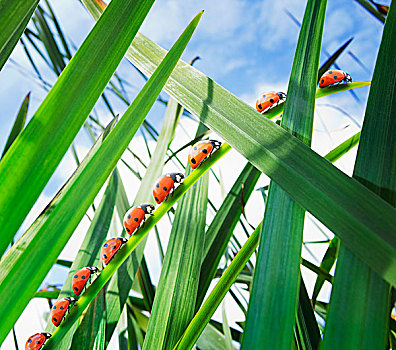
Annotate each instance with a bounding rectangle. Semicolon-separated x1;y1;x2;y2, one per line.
25;138;222;350
256;69;352;114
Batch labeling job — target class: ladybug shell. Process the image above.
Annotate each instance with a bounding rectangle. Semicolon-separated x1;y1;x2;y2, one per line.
319;69;347;88
51;298;73;327
25;333;51;350
153;176;175;204
188;141;214;169
123;207;145;234
256;92;280;113
101;237;127;266
72;267;96;296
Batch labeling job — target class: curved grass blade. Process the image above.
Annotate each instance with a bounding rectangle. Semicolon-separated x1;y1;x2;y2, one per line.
0;0;155;256
0;9;203;342
311;237;339;306
322;1;396;348
196;162;260;307
324;132;360;163
174;222;262;350
42;143;231;348
0;0;39;71
104;94;184;345
355;0;386;23
89;1;396;283
143;164;209;350
1;92;30;159
242;1;326;349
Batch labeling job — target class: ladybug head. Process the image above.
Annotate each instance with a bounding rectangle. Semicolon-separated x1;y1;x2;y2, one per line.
140;204;155;214
344;73;352;83
42;333;52;339
118;237;128;244
87;266;100;274
277;92;287;101
169;172;184;183
210;140;222;149
65;297;77;303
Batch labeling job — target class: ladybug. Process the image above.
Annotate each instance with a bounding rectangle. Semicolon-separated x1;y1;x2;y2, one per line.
51;297;76;327
319;69;352;88
153;173;184;204
101;237;127;266
72;266;100;296
25;333;51;350
123;204;155;235
188;140;222;169
256;92;286;113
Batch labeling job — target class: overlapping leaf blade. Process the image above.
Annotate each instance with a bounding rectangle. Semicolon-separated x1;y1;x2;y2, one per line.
87;0;396;284
322;1;396;348
0;0;155;256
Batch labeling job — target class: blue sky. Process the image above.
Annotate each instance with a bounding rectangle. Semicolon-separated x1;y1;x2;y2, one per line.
0;0;391;348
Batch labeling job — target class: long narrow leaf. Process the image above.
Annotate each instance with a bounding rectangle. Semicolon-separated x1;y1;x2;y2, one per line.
242;1;326;348
0;0;39;70
1;92;30;159
0;0;155;255
322;1;396;348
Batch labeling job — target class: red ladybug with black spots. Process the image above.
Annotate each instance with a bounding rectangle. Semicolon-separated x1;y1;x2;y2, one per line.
153;173;184;204
50;297;76;327
319;69;352;88
188;140;221;169
256;91;286;113
123;204;155;235
25;333;51;350
101;237;127;266
72;266;100;296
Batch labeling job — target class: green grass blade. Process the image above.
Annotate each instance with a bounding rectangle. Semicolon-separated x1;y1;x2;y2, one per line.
143;164;209;350
311;237;339;305
174;222;262;350
42;142;230;348
0;0;155;255
197;162;260;306
1;92;30;159
322;1;396;348
78;4;396;283
242;1;326;349
0;0;39;71
318;37;353;81
355;0;386;23
104;96;184;345
34;290;60;299
44;171;118;349
324;132;361;163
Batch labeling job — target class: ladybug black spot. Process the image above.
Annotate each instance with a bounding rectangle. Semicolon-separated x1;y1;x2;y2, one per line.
53;318;57;322
37;341;41;344
104;243;108;247
258;103;262;109
28;339;32;343
60;306;64;310
191;158;196;164
126;228;130;232
74;287;78;291
321;79;324;84
163;186;167;191
134;218;139;222
329;70;333;74
334;76;338;79
53;306;56;309
202;149;208;154
270;98;274;103
127;215;131;219
156;183;159;188
103;254;107;259
81;276;86;279
194;147;198;150
262;95;266;98
74;275;78;278
155;197;159;202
